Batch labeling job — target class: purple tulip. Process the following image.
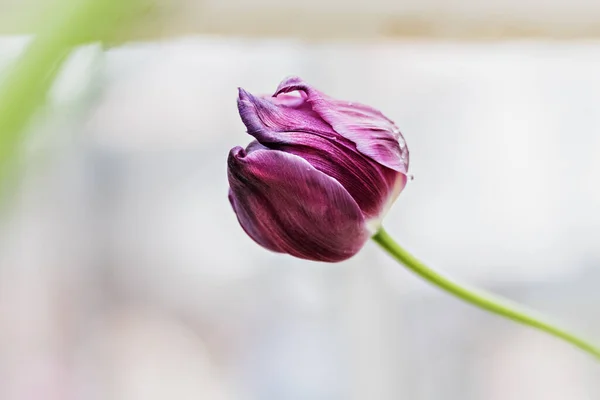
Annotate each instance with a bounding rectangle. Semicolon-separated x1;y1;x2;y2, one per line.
228;77;409;262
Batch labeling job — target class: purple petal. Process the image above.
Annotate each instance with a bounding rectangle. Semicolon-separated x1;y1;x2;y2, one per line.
274;76;409;173
237;87;340;143
227;143;369;262
267;132;405;220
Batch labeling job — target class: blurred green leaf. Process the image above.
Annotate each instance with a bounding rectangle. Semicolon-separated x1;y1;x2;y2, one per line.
0;0;149;197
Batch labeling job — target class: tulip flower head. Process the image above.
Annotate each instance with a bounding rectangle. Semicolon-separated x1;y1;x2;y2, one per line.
227;77;409;262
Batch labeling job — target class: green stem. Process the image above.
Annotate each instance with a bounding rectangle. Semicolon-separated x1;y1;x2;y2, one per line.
372;227;600;360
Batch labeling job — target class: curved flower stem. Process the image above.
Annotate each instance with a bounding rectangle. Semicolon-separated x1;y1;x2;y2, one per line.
372;227;600;360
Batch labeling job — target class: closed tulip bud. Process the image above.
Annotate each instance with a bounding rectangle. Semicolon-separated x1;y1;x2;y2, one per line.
227;76;409;262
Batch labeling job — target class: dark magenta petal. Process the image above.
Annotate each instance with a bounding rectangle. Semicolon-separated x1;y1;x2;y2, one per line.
227;143;369;262
267;131;403;220
274;76;409;173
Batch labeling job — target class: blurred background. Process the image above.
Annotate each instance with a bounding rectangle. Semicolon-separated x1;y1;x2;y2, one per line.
1;1;600;399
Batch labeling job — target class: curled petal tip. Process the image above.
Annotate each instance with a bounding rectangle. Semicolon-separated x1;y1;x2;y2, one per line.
229;145;245;159
275;76;311;97
237;86;254;103
284;75;303;82
236;88;268;136
277;75;303;88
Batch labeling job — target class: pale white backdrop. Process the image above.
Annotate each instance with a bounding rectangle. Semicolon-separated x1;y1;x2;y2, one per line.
0;36;599;399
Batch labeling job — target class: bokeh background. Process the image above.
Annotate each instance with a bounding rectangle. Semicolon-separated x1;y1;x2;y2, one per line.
1;1;600;399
